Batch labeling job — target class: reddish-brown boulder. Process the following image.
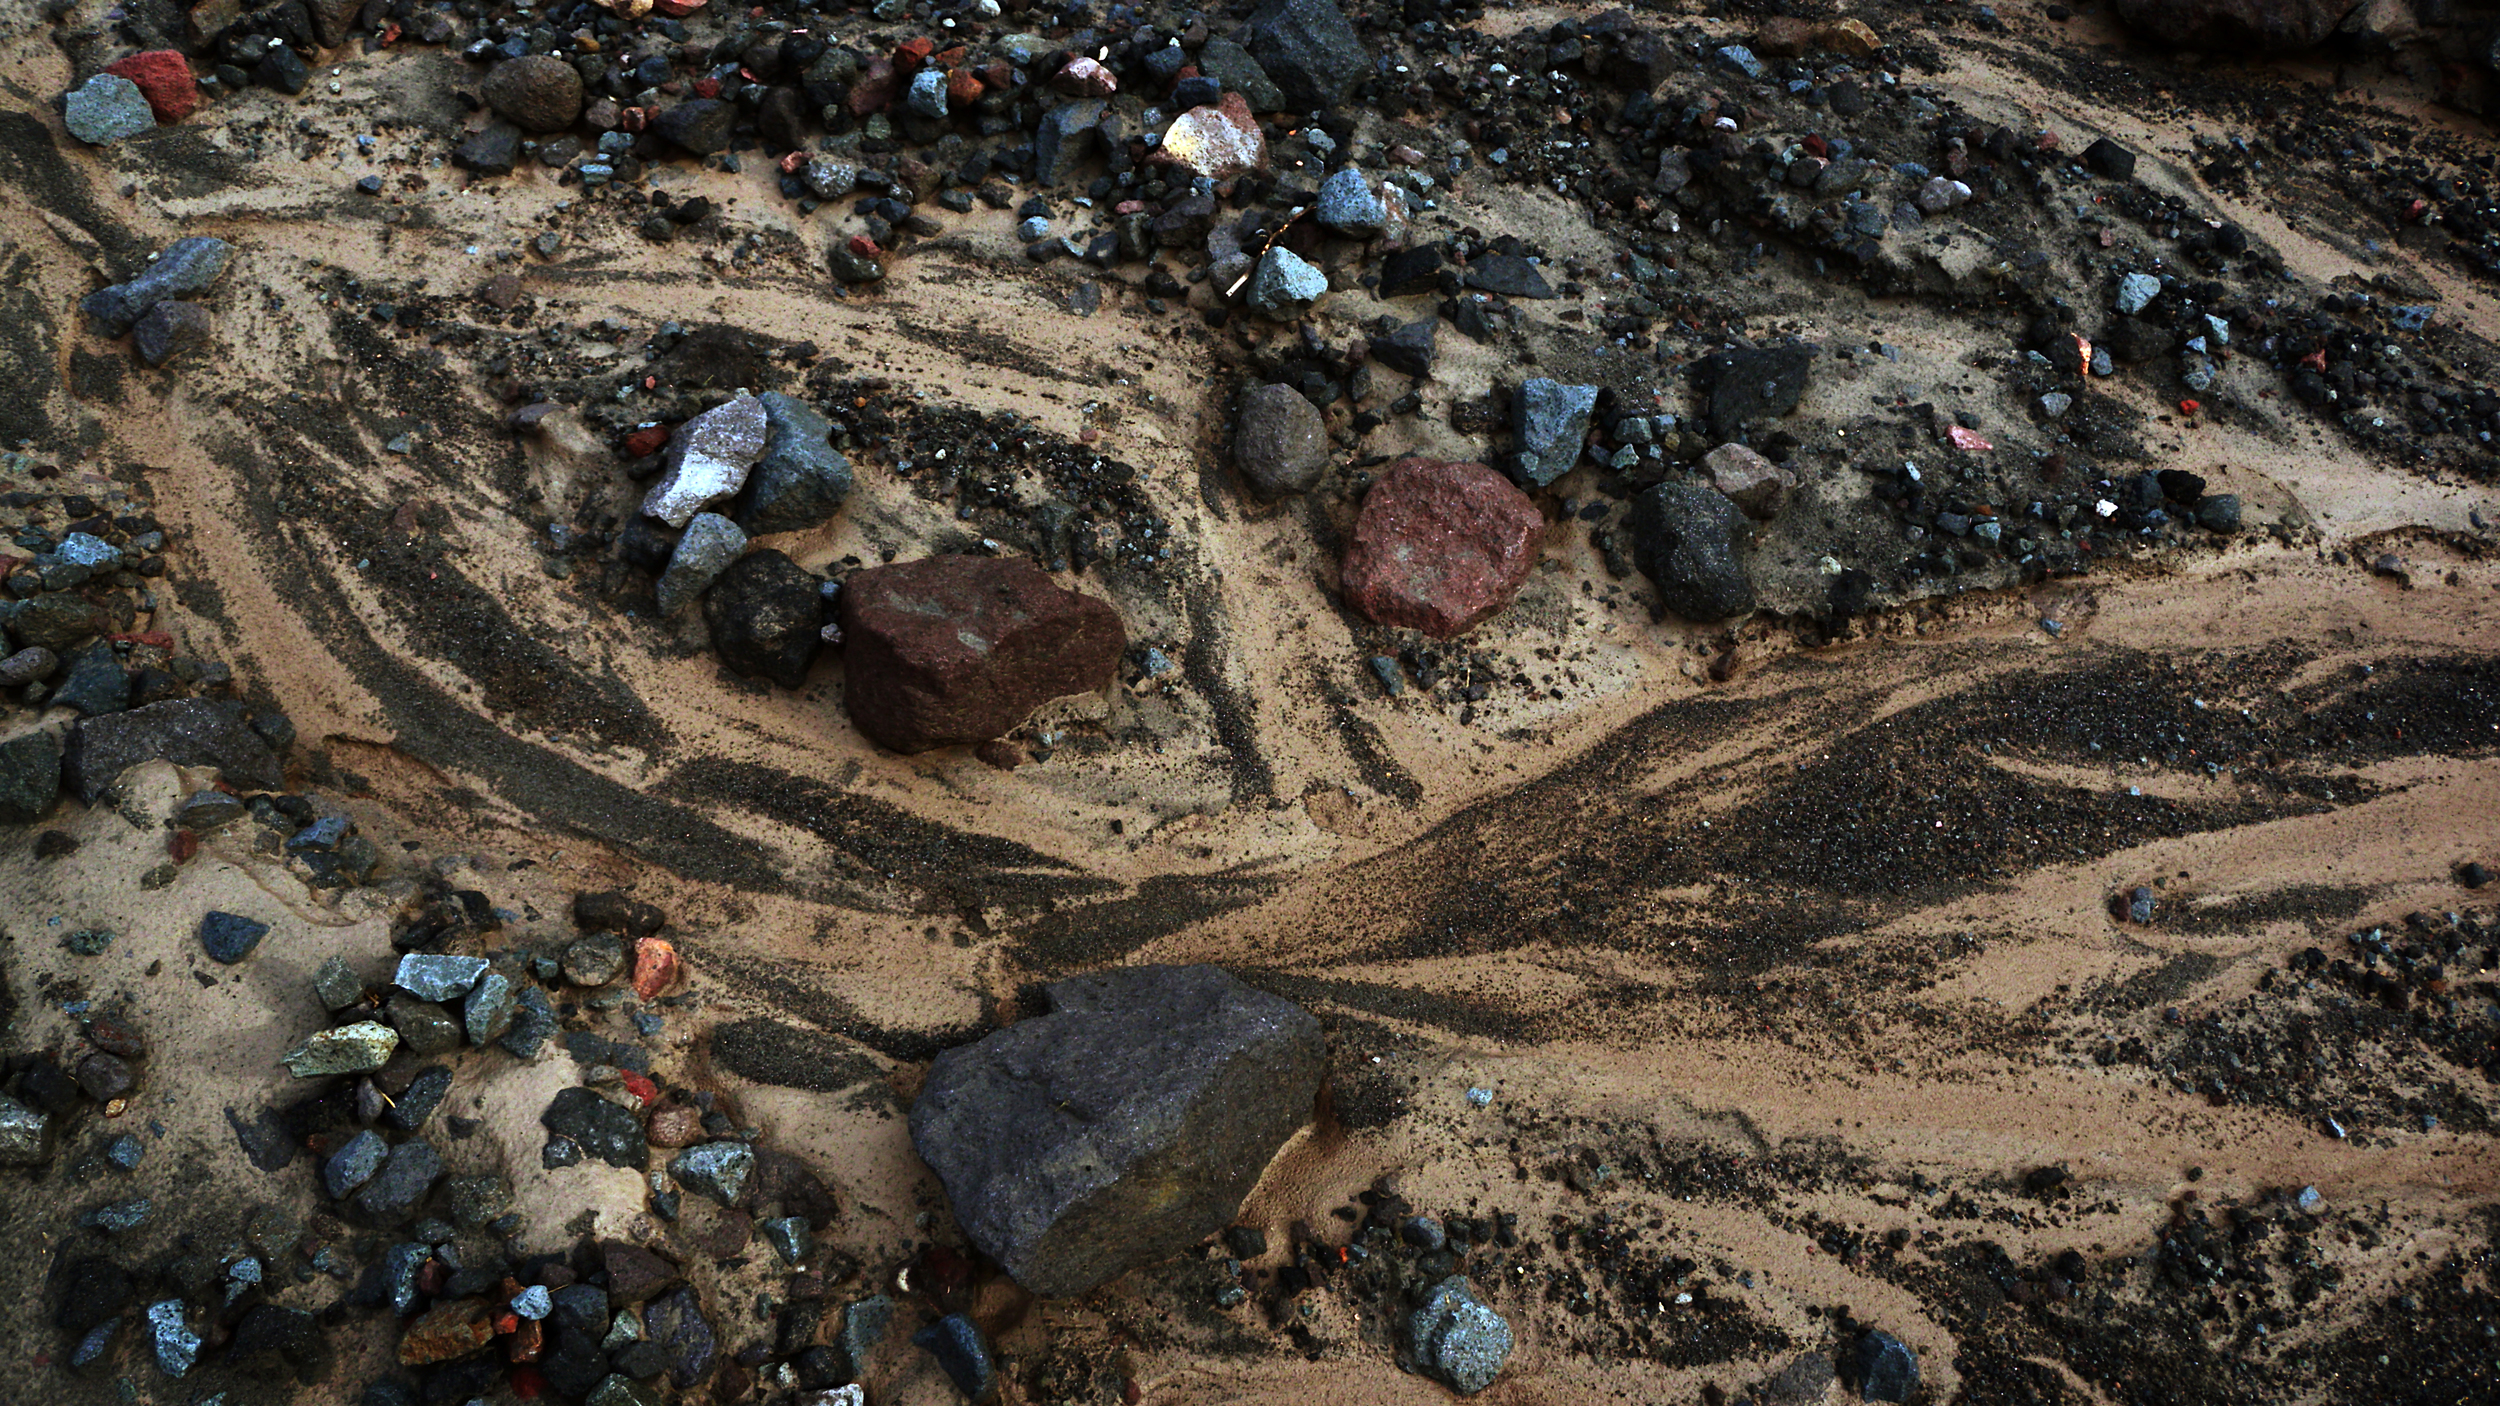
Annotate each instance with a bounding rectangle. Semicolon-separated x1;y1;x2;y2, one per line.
102;51;197;124
2111;0;2358;51
1340;459;1543;637
839;557;1125;753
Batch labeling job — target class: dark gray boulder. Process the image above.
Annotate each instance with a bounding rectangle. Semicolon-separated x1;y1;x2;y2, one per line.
1851;1329;1920;1403
1232;383;1328;500
734;393;853;536
1243;0;1365;112
79;237;231;337
0;728;63;823
1407;1276;1513;1395
62;698;282;802
909;965;1323;1297
702;549;821;689
1627;484;1755;622
1034;99;1106;185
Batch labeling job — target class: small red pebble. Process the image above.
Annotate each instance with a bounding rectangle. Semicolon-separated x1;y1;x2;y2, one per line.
653;0;708;15
2300;348;2327;371
846;234;881;258
895;36;935;72
1801;133;1828;159
779;150;807;174
632;937;679;1000
1114;200;1147;216
170;830;198;864
947;68;985;108
2180;399;2201;415
494;1313;520;1336
103;50;198;124
693;77;721;99
620;1069;658;1104
620;106;648;133
622;425;671;458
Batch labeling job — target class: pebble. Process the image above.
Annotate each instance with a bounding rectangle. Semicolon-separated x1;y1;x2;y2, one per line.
1315;166;1390;237
0;646;55;685
82;1197;152;1233
80;237;232;337
542;1086;649;1168
669;1140;756;1205
513;1284;555;1320
464;969;517;1045
394;952;488;1002
0;1093;55;1164
762;1215;813;1264
655;512;748;617
2115;273;2162;315
1512;379;1599;486
198;910;270;964
643;393;769;529
1232;382;1329;500
1246;246;1328;321
325;1128;389;1198
313;955;365;1011
279;1021;400;1077
64;74;156;145
148;1299;201;1376
134;301;214;367
1408;1276;1512;1394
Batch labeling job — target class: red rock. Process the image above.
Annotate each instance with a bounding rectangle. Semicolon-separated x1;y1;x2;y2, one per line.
507;1317;543;1363
947;68;985;108
1054;56;1117;97
170;829;198;863
1340;459;1543;638
653;0;708;15
895;37;934;73
623;425;672;458
979;61;1014;92
599;1241;681;1304
693;76;721;99
400;1301;493;1367
847;234;881;258
632;937;679;1000
620;1069;659;1104
1700;443;1796;520
1947;425;1993;452
103;51;198;124
849;57;899;115
838;556;1126;753
647;1104;703;1148
511;1366;545;1399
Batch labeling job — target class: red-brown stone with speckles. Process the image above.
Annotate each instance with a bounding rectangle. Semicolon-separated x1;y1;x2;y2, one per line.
839;556;1125;753
1340;458;1543;637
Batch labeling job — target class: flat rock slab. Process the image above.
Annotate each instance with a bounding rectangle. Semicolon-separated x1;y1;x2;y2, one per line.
909;964;1323;1297
839;556;1124;754
64;698;280;802
1341;459;1542;637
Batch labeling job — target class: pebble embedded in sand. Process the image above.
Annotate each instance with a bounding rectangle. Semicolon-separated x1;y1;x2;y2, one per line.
279;1022;400;1078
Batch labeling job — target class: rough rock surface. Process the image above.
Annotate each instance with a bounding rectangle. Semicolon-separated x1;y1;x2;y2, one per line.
1243;0;1367;111
79;237;231;338
1407;1276;1513;1395
702;549;821;688
1511;379;1599;486
909;964;1324;1297
484;55;584;133
63;75;155;145
62;698;282;802
1156;92;1265;179
1695;343;1814;442
733;392;853;536
643;393;769;528
2112;0;2358;52
1701;443;1797;520
838;556;1125;753
655;513;747;617
101;51;198;124
1627;484;1756;622
1232;383;1329;499
1340;459;1543;638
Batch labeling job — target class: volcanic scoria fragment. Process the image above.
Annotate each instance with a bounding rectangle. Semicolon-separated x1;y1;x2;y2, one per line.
838;556;1124;753
1340;459;1543;638
908;964;1323;1297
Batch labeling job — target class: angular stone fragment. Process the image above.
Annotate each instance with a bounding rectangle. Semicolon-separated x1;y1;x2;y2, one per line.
1408;1277;1512;1395
80;237;232;337
702;549;820;688
395;953;488;1002
669;1141;755;1206
1340;458;1542;638
1511;379;1597;486
1627;483;1756;622
655;513;746;617
909;964;1324;1296
839;556;1124;753
1154;92;1265;180
0;1092;53;1164
63;698;281;802
1245;245;1326;321
280;1022;399;1077
734;393;853;536
642;393;769;529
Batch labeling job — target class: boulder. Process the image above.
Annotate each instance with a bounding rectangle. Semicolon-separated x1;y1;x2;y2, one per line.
484;56;585;134
63;698;282;802
1627;483;1755;622
909;965;1324;1297
2111;0;2360;51
1340;459;1543;637
734;393;854;535
703;549;821;688
1232;383;1328;499
1243;0;1366;112
838;556;1124;753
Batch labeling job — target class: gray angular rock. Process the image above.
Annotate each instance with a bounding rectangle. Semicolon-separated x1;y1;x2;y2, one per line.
1852;1330;1920;1403
735;392;854;535
0;728;63;823
500;985;558;1059
644;393;769;528
80;237;232;337
1313;166;1388;237
655;512;747;616
908;67;950;120
1370;318;1438;379
64;75;156;145
0;1092;53;1164
562;935;627;987
1627;483;1756;622
543;1086;647;1168
63;698;281;802
386;994;464;1057
200;911;270;964
1511;379;1598;487
464;970;516;1045
1244;0;1366;112
389;1065;454;1131
669;1141;755;1205
913;1313;997;1401
1034;98;1106;185
394;952;488;1002
0;647;56;686
133;300;213;367
1232;383;1328;500
1246;245;1326;321
909;964;1324;1297
2195;493;2242;533
653;98;734;154
313;956;365;1011
51;639;129;717
279;1022;399;1077
1695;343;1813;441
2116;272;2162;315
355;1139;443;1223
147;1299;200;1377
1407;1277;1512;1395
325;1128;389;1198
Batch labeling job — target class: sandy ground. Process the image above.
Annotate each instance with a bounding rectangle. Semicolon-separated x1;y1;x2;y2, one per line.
3;1;2498;1403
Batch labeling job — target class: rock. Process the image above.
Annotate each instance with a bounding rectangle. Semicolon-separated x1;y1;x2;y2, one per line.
395;953;488;1002
1246;246;1327;320
0;728;62;823
1915;176;1972;214
1198;38;1284;112
2082;136;2138;180
501;986;558;1059
1156;93;1265;180
0;647;54;686
1408;1276;1511;1394
633;936;680;999
279;1022;399;1077
387;994;464;1057
133;300;213;367
1851;1330;1920;1403
452;121;522;175
1372;318;1438;379
1462;254;1554;299
79;237;232;337
1244;0;1366;112
1233;383;1329;500
355;1139;443;1223
564;935;628;986
147;1299;200;1377
1762;1351;1837;1404
64;75;156;145
50;640;128;717
654;98;734;154
313;956;364;1010
63;698;281;802
102;51;198;124
602;1241;680;1302
2195;494;2243;533
577;890;668;936
762;1215;813;1263
463;971;516;1045
644;393;769;528
75;1052;133;1101
1701;444;1796;519
703;550;821;688
1819;18;1882;55
642;1286;717;1388
910;964;1324;1297
484;56;584;133
199;911;269;964
2111;0;2358;52
227;1304;319;1374
1340;459;1542;637
589;1377;666;1406
669;1141;755;1205
735;393;853;535
399;1300;493;1367
1695;344;1813;441
802;158;857;200
1033;98;1106;185
912;1314;998;1401
1314;167;1390;237
2116;272;2162;315
1511;379;1598;486
656;513;747;617
390;1065;455;1130
0;1092;53;1164
543;1087;648;1168
827;242;883;284
1628;484;1755;622
325;1128;389;1198
839;555;1125;753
